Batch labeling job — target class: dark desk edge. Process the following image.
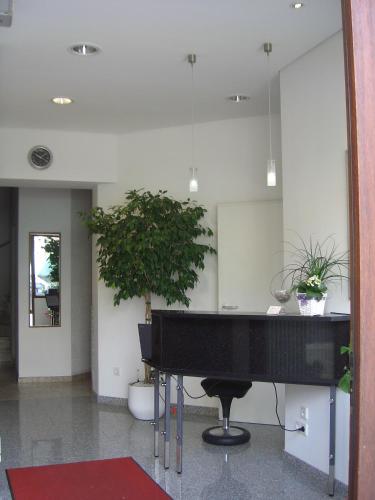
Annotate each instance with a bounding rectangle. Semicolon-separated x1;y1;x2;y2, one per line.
151;310;350;322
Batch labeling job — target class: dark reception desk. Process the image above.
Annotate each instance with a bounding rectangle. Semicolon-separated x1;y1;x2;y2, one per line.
147;310;350;496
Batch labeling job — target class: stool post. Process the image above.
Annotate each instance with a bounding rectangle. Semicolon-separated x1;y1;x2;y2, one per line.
163;373;171;469
176;375;184;474
220;396;233;431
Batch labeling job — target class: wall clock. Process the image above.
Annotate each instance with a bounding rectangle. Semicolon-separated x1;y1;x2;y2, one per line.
28;146;53;170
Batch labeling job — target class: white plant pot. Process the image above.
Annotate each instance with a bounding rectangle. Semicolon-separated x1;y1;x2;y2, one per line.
128;382;165;420
297;293;327;316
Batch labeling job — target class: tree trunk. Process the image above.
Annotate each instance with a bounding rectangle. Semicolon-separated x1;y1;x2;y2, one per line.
145;291;152;324
144;292;152;383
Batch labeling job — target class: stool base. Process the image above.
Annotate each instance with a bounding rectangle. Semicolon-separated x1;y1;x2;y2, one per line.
202;425;250;446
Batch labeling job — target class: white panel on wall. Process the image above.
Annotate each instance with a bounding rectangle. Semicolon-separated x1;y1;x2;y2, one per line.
218;200;283;312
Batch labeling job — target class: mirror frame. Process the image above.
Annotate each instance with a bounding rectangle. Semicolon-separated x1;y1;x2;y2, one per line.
29;232;61;328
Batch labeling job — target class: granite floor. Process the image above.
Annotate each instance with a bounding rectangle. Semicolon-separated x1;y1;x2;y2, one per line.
0;367;347;500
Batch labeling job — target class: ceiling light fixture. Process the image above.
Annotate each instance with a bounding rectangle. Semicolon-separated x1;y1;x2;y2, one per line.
188;53;198;193
51;96;73;105
69;43;100;56
227;95;250;103
290;2;304;9
264;42;276;187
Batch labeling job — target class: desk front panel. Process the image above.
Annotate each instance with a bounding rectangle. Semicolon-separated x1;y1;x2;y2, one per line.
151;313;350;386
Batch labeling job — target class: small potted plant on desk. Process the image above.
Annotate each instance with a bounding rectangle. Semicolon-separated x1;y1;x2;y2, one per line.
81;189;215;419
283;236;348;316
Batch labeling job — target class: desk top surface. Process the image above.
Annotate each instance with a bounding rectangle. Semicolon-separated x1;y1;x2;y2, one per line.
152;310;350;322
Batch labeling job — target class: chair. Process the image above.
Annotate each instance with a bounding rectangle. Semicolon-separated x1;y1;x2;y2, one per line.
45;289;59;326
201;378;252;445
138;323;152;361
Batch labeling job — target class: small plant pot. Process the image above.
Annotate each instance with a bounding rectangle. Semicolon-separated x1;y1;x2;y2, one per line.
297;293;327;316
128;382;165;420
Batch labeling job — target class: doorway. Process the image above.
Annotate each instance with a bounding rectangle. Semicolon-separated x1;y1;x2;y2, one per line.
0;188;18;380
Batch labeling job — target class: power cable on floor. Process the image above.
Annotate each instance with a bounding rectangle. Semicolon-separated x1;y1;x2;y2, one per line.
272;382;304;433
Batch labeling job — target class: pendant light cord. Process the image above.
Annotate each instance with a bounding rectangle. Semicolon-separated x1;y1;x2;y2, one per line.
190;58;195;169
267;52;273;162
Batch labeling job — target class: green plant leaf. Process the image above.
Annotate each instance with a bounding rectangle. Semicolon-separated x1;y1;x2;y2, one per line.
338;370;351;393
80;189;216;312
340;345;352;355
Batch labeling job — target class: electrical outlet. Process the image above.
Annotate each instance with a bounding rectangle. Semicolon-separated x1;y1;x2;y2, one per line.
295;421;308;437
300;406;309;420
113;367;120;376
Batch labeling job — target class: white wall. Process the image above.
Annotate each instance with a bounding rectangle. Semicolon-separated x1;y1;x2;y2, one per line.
95;115;282;404
18;188;92;378
280;32;350;484
91;187;99;394
70;190;92;375
10;189;18;365
0;128;117;186
18;188;72;377
0;125;116;380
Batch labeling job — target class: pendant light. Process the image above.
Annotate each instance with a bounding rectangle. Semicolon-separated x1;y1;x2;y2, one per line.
188;54;198;192
264;42;276;187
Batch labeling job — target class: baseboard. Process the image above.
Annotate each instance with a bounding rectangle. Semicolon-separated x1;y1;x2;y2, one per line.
18;372;91;383
171;403;218;418
71;372;91;381
95;394;218;418
96;395;128;407
283;450;348;494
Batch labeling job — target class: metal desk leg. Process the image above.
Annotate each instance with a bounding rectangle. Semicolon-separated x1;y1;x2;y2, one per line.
152;369;159;457
176;375;184;474
328;385;336;496
163;374;171;469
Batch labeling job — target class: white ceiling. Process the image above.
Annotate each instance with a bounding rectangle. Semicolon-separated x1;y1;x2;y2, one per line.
0;0;342;133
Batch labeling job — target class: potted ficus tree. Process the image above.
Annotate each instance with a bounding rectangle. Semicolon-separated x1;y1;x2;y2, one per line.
81;189;216;419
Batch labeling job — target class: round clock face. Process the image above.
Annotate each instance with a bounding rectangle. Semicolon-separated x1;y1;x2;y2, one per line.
28;146;53;170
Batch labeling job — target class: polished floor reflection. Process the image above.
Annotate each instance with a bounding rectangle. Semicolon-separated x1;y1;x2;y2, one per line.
0;368;347;499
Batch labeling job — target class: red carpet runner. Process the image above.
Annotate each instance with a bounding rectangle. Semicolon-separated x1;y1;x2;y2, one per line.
7;457;172;500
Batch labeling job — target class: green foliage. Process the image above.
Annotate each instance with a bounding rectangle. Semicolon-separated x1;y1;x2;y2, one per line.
43;237;60;284
81;189;216;308
338;344;352;393
283;236;348;300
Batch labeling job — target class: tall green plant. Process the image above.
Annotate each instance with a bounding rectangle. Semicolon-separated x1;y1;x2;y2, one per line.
43;237;60;285
81;189;216;381
283;236;348;299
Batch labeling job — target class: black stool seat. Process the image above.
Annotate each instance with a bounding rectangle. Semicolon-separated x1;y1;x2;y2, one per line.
201;378;252;446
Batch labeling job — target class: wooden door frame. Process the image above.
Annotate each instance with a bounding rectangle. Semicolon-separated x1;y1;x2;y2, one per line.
342;1;375;498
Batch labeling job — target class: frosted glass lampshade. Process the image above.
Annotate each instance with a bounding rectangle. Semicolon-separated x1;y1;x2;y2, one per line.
189;167;198;192
267;159;276;187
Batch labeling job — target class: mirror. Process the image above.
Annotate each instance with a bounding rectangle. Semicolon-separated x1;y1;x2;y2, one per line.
29;233;61;327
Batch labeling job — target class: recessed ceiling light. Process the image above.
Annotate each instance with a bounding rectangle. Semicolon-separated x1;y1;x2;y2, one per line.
227;95;250;103
51;96;74;105
69;43;101;56
290;2;304;9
